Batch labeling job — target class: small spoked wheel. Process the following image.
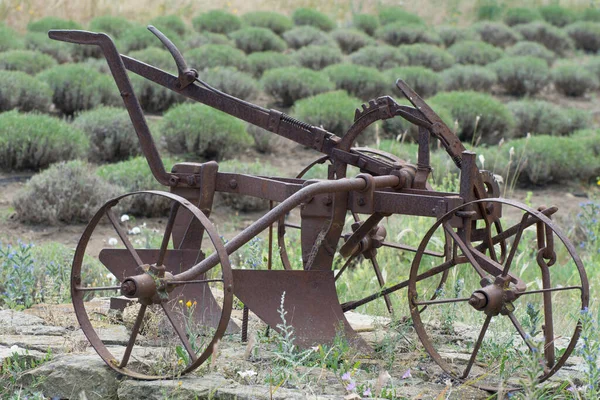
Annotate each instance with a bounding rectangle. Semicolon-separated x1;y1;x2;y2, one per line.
408;198;589;391
71;190;232;379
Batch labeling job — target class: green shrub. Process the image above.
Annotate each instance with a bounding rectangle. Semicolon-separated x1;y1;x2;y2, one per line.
349;45;407;70
203;67;258;100
282;26;336;49
161;103;252;160
581;7;600;22
0;70;52;112
514;21;574;56
385;66;441;97
292;91;367;138
330;29;373;53
506;41;555;65
503;8;542;26
448;40;503;65
471;21;521;48
507;99;591;137
436;26;480;47
0;24;23;52
489;56;549;96
27;17;81;32
242;11;293;35
150;15;187;37
0;111;88;171
229;27;287;53
476;0;504;21
119;25;173;52
37;64;117;115
292;8;335;31
247;124;276;153
584;56;600;81
218;159;278;211
440;65;497;92
352;13;379;36
376;23;441;46
565;22;600;53
293;45;342;70
129;47;175;71
261;66;334;107
322;64;387;100
184;32;233;50
381;100;453;141
185;44;249;71
192;10;241;34
89;15;133;39
97;156;179;216
14;160;123;225
539;5;576;27
73;106;140;163
398;44;454;71
378;7;424;26
551;64;599;97
430;91;514;143
247;51;296;77
24;32;72;63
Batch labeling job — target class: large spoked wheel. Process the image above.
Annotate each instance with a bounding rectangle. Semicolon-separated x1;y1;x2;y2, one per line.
71;190;233;379
277;151;450;316
408;198;589;391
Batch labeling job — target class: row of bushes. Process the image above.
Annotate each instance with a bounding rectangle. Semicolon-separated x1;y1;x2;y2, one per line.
13;125;600;225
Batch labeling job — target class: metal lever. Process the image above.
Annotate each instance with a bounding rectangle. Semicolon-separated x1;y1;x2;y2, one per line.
147;25;198;90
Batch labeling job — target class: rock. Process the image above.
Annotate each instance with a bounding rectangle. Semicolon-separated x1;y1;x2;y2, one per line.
70;325;131;346
345;311;391;332
20;354;119;400
0;344;46;364
0;334;69;353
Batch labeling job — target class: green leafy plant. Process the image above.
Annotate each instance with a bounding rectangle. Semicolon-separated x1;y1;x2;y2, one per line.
507;99;590;137
489;56;549;96
0;23;24;52
552;63;599;97
161;103;252;160
330;29;373;54
376;23;441;46
476;0;504;21
185;44;249;71
293;45;342;70
229;27;287;53
24;32;71;63
385;66;441;97
436;25;480;47
0;71;52;113
0;111;87;171
471;21;521;47
27;16;81;32
292;8;335;31
247;51;296;78
0;50;56;75
202;67;258;100
184;32;233;50
448;40;503;65
503;7;542;26
322;64;387;101
150;14;187;37
565;21;600;53
506;41;555;65
539;4;576;27
398;43;454;71
118;24;172;52
514;21;574;56
241;11;293;35
378;7;424;26
14;160;123;225
192;10;241;34
349;45;407;70
261;66;334;107
282;26;336;49
352;13;379;36
440;64;497;92
89;15;133;39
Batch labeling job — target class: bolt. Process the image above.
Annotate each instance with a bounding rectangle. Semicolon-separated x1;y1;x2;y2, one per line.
229;179;238;189
469;292;487;310
121;281;136;297
357;197;366;206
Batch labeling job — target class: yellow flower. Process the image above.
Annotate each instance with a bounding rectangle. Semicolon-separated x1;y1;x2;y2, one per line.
186;300;192;308
177;359;183;365
178;299;183;304
178;381;182;386
193;301;197;306
597;178;600;186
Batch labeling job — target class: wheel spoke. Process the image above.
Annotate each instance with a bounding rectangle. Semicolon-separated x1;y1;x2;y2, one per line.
412;297;470;306
381;241;445;257
74;285;122;292
157;202;181;267
444;223;487;279
516;286;583;296
161;303;198;363
334;251;358;281
501;213;529;277
106;209;143;267
119;304;146;368
167;279;224;286
369;256;393;314
462;314;492;379
507;312;535;353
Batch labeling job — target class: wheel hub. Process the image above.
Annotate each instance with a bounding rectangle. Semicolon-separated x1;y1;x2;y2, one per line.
468;275;518;316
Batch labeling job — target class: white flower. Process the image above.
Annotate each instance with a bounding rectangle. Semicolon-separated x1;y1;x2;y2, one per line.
9;345;19;353
120;214;130;222
509;146;515;157
108;238;118;246
493;174;504;184
237;370;257;378
130;227;141;235
106;273;116;282
311;346;319;352
478;154;485;169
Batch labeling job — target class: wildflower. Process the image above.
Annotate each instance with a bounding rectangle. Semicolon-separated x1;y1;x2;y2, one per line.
108;238;118;246
120;214;130;222
401;368;412;379
345;381;356;391
237;370;257;378
478;154;485;169
342;372;351;381
178;299;183;304
363;387;371;397
186;300;192;308
178;381;182;386
311;346;320;352
130;227;141;235
509;146;515;157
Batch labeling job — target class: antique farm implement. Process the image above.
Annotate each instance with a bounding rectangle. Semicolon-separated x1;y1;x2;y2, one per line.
49;27;589;390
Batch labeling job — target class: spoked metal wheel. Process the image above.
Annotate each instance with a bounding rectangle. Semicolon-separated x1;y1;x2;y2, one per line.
408;198;589;391
277;151;450;316
71;190;233;379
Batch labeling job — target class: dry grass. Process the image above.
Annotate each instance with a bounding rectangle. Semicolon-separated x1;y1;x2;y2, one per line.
1;0;593;32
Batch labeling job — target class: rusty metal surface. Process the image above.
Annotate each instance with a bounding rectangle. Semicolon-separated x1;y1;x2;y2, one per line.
51;26;590;390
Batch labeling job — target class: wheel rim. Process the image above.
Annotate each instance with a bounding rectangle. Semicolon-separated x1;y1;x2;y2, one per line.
408;198;589;391
71;190;233;379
